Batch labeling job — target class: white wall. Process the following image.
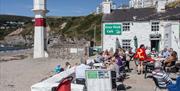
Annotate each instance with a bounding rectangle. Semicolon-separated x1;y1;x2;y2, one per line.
161;21;180;59
102;23;122;52
128;22;151;49
102;22;153;52
102;21;180;59
171;21;180;60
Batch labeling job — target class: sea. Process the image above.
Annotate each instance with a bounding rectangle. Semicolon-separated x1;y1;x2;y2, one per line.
0;47;27;51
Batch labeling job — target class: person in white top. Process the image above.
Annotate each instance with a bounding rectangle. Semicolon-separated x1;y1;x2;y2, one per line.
75;59;90;85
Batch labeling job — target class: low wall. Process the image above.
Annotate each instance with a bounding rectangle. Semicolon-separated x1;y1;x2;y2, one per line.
48;47;85;59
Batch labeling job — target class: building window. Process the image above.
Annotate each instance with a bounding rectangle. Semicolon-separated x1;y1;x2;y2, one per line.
122;39;131;50
123;23;130;31
151;22;159;31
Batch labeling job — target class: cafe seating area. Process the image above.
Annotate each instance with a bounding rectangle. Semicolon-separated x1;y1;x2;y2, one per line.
31;46;180;91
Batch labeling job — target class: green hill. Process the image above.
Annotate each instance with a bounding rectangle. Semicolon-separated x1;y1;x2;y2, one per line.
0;15;32;40
47;14;102;41
0;14;102;42
166;0;180;8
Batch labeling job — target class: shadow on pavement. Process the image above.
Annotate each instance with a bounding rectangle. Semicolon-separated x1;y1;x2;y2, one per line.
117;84;132;91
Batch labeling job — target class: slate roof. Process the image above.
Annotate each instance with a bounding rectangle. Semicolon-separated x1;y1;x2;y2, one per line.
102;7;180;22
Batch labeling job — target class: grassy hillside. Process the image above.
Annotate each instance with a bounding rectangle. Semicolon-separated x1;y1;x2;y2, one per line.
0;15;32;40
0;14;32;23
166;0;180;8
47;14;102;41
0;14;102;42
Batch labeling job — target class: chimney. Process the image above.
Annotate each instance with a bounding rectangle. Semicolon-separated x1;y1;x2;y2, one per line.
102;0;111;14
156;0;166;13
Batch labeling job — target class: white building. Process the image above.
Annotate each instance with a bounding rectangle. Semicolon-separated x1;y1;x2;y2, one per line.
129;0;177;8
102;5;180;59
96;0;116;14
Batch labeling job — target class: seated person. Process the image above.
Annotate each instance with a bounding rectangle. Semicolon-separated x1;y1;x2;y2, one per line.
161;48;170;58
146;54;155;63
75;59;90;85
65;62;71;70
164;51;177;68
55;65;64;74
95;51;104;63
114;53;123;67
107;57;120;77
144;56;155;73
152;61;172;88
103;50;111;61
151;48;158;57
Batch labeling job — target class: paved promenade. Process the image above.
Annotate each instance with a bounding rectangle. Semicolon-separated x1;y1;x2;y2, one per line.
0;58;172;91
117;61;160;91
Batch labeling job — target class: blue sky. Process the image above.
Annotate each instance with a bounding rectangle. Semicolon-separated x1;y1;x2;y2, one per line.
0;0;129;16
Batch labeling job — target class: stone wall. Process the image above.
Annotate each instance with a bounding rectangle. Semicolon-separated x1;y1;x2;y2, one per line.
48;44;87;59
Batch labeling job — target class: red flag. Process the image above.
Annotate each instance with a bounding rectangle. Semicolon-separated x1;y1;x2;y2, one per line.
134;48;147;61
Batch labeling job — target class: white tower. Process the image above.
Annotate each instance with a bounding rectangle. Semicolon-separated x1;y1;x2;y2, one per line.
156;0;166;13
102;0;111;14
33;0;48;58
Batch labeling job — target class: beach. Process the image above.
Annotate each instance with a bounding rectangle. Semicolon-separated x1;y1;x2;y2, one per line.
0;50;80;91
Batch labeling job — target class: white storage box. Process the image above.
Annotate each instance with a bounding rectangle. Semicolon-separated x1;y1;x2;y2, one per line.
71;83;84;91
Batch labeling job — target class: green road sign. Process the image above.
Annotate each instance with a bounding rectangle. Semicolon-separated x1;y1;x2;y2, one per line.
104;24;122;35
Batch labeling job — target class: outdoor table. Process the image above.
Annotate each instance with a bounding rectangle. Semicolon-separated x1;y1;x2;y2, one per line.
93;63;104;69
154;57;166;62
93;63;103;67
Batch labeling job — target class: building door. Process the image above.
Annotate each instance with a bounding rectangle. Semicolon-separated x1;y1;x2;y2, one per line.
151;40;159;52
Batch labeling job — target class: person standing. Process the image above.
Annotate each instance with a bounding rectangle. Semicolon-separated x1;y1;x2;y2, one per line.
134;44;147;74
75;58;90;85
